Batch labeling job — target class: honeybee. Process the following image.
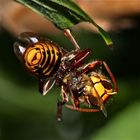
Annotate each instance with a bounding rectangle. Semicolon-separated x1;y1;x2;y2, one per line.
14;31;118;121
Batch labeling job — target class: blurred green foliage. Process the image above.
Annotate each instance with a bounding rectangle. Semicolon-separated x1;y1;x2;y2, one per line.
0;24;140;140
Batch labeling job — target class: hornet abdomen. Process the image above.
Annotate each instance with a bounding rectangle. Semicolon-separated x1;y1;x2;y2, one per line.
23;41;62;77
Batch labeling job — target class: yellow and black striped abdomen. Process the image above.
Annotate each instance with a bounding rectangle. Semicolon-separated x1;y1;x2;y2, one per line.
23;41;62;77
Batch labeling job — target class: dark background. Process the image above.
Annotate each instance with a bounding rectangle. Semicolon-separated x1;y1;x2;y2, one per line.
0;19;140;140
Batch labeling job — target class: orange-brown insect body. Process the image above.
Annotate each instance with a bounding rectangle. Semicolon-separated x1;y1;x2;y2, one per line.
14;32;118;121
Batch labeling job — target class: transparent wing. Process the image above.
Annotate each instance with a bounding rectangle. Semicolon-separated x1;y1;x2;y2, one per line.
39;77;55;95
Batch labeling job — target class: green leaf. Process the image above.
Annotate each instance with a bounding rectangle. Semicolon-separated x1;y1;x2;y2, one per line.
15;0;113;47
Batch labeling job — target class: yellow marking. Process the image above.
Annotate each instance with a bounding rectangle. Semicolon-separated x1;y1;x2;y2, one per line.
86;82;105;98
102;94;109;102
47;47;59;75
40;43;48;68
43;44;53;74
91;76;100;83
44;43;60;76
87;75;105;97
32;52;41;65
24;44;44;72
94;83;105;97
54;45;59;64
27;49;37;64
35;44;46;66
